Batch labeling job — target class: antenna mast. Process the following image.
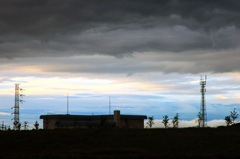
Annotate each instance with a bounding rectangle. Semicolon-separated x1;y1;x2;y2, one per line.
12;83;24;130
200;75;207;128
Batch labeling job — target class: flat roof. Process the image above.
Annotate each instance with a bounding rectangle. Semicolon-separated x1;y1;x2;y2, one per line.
40;114;147;120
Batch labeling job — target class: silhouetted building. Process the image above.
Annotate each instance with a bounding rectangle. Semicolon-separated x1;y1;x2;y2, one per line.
40;110;147;129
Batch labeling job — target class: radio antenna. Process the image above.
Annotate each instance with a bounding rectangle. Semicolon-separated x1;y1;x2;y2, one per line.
200;75;207;127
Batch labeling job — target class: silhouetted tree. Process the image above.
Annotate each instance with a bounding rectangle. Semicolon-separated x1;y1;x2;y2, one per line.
23;121;28;130
162;115;169;128
196;112;202;128
230;108;239;124
172;113;179;128
225;108;239;126
34;121;39;130
1;122;5;130
146;116;154;128
17;123;21;130
225;116;232;126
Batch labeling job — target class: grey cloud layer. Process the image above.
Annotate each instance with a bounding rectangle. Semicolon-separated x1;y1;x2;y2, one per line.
1;49;240;76
0;0;240;59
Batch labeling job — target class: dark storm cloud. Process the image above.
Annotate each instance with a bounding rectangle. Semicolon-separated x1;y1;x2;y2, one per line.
0;0;240;58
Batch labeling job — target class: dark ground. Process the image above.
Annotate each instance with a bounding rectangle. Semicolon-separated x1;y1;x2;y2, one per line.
0;127;240;159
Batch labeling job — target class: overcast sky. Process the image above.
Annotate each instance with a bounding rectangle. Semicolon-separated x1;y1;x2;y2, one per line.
1;0;240;129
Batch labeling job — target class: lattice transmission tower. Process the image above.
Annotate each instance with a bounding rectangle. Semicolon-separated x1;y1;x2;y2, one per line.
200;75;207;128
12;83;24;130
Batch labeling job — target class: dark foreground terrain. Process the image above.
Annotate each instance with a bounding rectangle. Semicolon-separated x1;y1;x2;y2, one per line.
0;127;240;159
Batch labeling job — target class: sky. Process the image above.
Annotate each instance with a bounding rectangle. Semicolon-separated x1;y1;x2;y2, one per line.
1;0;240;129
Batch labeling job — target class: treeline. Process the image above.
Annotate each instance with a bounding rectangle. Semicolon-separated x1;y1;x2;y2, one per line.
146;108;239;128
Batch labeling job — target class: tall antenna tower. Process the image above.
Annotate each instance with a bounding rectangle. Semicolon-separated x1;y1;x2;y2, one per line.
200;75;207;128
12;83;24;130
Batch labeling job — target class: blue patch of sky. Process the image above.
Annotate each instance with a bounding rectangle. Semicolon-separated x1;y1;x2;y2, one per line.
1;93;240;129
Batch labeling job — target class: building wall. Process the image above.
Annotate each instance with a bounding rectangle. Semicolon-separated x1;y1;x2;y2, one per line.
42;118;144;129
41;111;146;129
119;118;144;128
43;118;56;130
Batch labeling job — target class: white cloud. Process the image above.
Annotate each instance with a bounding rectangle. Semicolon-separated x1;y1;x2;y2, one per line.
0;112;11;116
214;94;228;99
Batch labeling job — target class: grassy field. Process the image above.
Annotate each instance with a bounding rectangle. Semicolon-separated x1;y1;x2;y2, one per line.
0;127;240;158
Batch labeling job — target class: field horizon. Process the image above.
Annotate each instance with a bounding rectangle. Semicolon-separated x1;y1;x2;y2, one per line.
0;127;240;158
